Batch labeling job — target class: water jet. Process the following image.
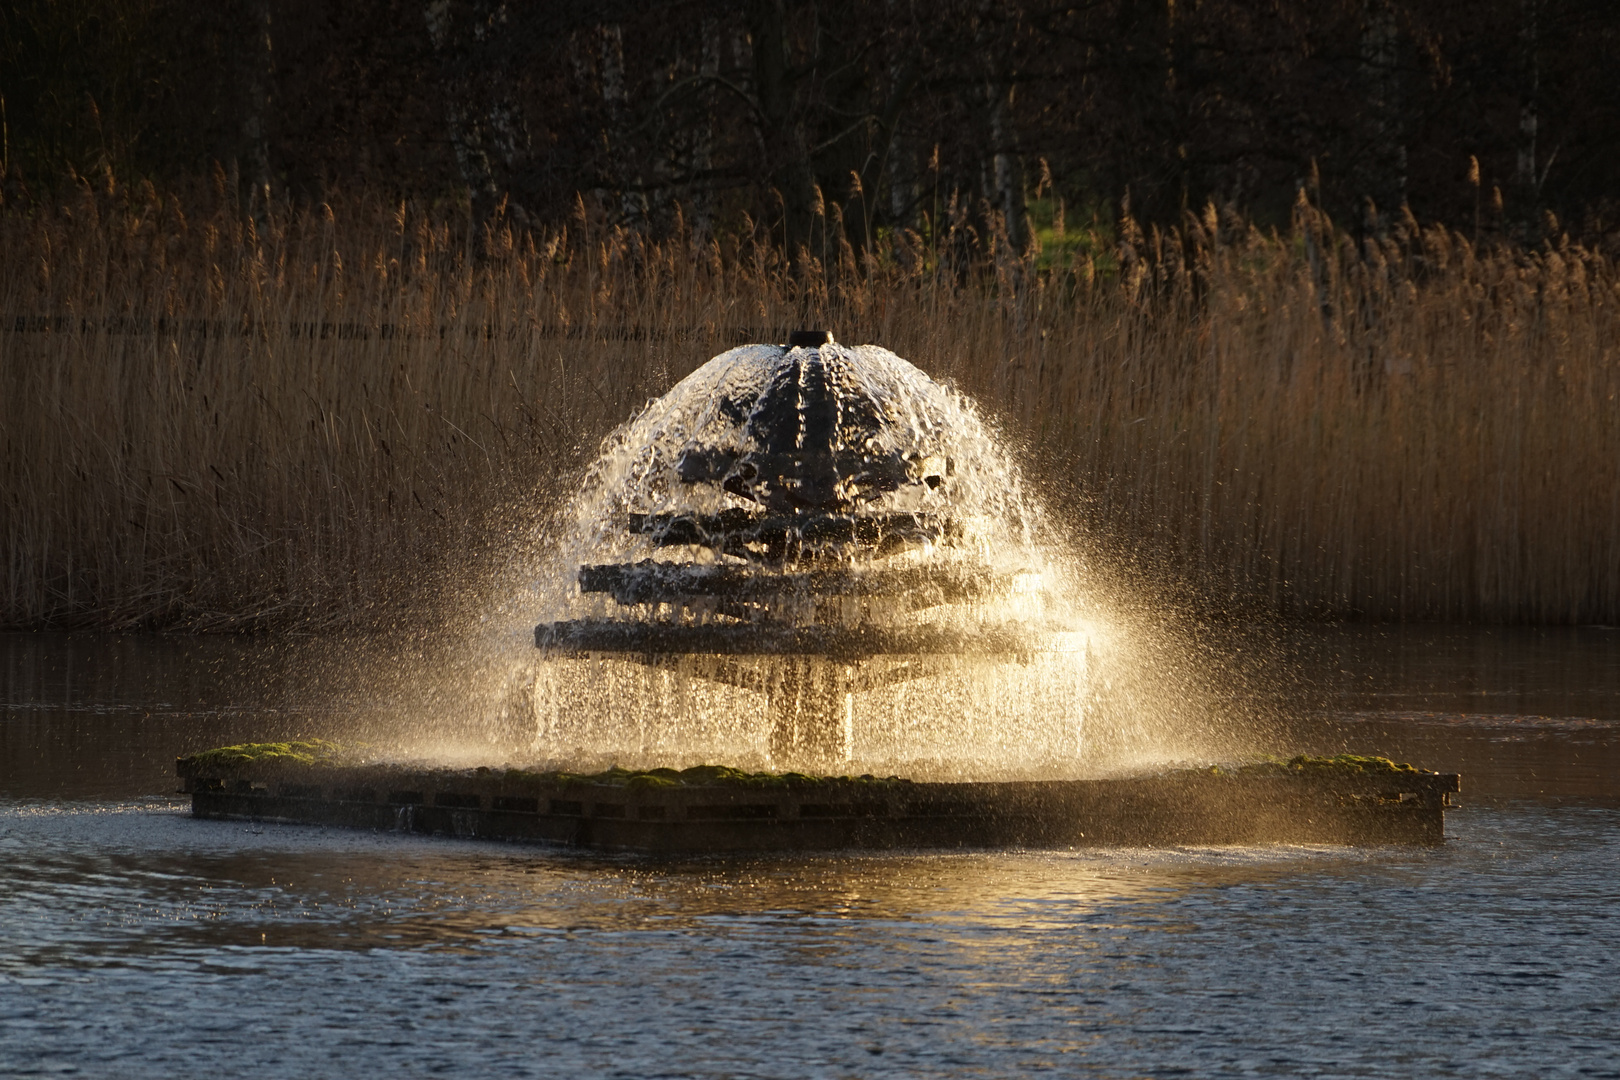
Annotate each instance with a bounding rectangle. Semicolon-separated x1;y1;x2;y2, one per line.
180;333;1460;848
532;330;1079;772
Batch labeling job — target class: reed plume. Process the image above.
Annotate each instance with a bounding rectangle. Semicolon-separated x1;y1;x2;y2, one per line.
3;180;1616;628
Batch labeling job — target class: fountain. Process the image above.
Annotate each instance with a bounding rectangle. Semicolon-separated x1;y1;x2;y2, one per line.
175;332;1460;849
531;329;1081;773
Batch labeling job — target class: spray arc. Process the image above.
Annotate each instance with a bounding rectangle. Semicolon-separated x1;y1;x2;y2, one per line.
534;330;1086;772
173;335;1463;850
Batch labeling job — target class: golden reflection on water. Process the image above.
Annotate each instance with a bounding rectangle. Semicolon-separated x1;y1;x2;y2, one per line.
5;800;1616;1078
2;809;1361;960
5;631;1619;1077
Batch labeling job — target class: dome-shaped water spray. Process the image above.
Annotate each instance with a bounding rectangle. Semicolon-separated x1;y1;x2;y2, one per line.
534;331;1084;771
174;338;1463;853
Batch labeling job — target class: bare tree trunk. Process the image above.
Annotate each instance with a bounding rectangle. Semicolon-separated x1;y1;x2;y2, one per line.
424;0;520;226
746;0;821;257
687;17;722;239
884;0;917;232
855;55;918;253
1516;0;1540;220
597;23;650;226
888;131;918;230
988;81;1027;254
240;0;273;217
1358;0;1406;235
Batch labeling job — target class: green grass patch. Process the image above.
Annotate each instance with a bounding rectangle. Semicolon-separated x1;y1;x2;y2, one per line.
182;746;1427;786
1228;754;1424;778
504;764;900;789
179;739;347;770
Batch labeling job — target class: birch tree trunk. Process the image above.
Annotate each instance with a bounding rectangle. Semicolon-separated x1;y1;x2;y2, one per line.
988;81;1027;254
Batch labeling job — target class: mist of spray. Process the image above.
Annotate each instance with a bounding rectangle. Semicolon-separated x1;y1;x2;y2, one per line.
342;343;1277;776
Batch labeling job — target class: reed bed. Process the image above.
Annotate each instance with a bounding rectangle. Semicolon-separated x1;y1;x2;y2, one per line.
3;181;1618;629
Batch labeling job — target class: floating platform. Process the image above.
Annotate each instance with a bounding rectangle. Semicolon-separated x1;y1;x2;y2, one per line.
177;747;1461;852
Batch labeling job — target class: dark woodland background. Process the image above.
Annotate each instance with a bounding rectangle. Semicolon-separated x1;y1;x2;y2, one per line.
2;0;1616;248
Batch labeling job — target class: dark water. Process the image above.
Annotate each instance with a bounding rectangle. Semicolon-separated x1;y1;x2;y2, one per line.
3;628;1618;1078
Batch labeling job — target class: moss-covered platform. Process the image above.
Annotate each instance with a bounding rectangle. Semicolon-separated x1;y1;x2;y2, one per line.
176;743;1461;851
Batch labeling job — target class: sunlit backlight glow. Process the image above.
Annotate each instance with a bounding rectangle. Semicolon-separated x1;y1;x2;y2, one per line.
406;338;1264;780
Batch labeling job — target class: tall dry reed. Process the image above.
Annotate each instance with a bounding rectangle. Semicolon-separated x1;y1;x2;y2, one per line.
3;181;1617;628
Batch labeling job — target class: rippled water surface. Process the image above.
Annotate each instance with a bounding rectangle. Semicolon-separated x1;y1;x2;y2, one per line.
3;628;1618;1078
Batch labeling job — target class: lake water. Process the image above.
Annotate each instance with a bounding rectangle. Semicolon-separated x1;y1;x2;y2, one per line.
2;628;1617;1078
